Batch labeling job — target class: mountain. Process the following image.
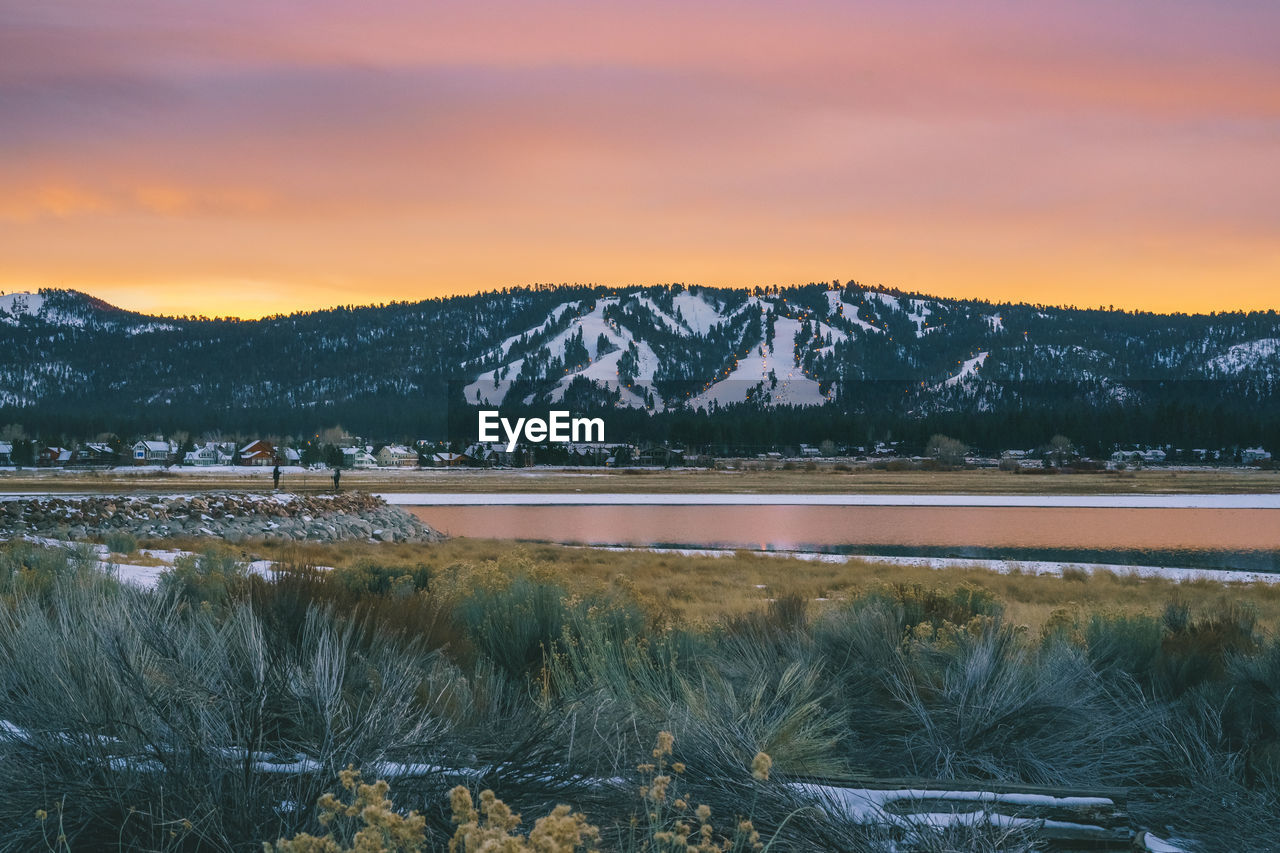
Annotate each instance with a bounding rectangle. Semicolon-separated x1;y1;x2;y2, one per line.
1;284;1278;450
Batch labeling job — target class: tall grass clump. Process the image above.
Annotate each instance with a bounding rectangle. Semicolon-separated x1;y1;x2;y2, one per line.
0;550;459;849
102;530;138;554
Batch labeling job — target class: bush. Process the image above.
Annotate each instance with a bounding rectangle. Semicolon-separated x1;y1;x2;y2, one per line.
157;545;248;607
0;540;102;603
102;530;138;554
0;577;454;850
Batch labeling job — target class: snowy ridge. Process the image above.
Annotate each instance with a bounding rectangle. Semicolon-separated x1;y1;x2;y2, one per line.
1207;338;1280;373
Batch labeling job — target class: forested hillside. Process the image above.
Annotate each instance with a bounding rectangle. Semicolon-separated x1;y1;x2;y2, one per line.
1;283;1277;451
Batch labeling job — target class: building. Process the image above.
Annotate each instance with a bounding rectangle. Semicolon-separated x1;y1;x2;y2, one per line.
1243;447;1273;465
342;447;377;469
1111;448;1166;465
430;451;471;467
79;443;118;466
375;444;418;468
0;441;12;465
238;440;276;466
39;446;73;467
184;443;220;466
132;440;174;465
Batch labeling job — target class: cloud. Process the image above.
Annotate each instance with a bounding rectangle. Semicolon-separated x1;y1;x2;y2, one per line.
1;0;1277;314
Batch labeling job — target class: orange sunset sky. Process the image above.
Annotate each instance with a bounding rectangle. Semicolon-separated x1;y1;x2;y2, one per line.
2;0;1278;318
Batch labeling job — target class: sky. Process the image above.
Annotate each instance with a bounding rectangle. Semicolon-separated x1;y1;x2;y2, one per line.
1;0;1278;318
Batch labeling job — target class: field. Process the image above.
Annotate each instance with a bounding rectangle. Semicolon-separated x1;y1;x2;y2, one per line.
2;533;1278;851
209;536;1280;635
3;463;1280;495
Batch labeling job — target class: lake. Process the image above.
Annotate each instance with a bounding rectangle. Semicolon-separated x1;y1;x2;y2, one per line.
398;494;1280;572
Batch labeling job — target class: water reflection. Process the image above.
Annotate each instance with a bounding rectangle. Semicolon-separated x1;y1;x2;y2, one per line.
409;505;1280;572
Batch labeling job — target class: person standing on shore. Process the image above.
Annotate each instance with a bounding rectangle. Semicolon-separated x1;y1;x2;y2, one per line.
332;467;341;492
272;464;281;490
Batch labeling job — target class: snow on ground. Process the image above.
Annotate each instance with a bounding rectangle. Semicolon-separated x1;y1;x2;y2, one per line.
633;295;689;336
670;290;725;334
942;351;989;387
0;537;333;589
586;545;1280;586
0;292;45;317
793;783;1112;822
687;315;839;410
822;289;882;334
986;314;1004;332
464;357;526;406
488;301;583;361
0;291;86;327
792;782;1184;850
379;492;1280;508
467;298;669;408
1206;338;1280;373
865;291;901;311
905;298;934;335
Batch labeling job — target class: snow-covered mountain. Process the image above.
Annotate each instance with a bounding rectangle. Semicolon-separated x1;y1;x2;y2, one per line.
1;284;1278;437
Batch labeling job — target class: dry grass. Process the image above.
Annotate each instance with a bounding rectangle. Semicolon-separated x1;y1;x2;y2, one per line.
166;536;1280;635
3;464;1279;495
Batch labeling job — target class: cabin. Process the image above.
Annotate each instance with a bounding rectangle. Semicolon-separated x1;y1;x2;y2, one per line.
0;441;12;465
133;440;174;465
375;444;418;468
238;440;276;466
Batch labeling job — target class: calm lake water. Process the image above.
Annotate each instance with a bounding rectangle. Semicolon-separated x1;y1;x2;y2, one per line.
407;504;1280;571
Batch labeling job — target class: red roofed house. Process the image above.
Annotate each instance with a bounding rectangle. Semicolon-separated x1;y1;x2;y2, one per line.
238;440;276;466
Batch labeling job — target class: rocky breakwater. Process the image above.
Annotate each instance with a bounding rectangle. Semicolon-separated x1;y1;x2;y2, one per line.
0;492;443;544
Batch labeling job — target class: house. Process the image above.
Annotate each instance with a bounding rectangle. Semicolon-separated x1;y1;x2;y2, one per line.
430;451;471;467
1243;447;1273;465
38;446;72;467
132;440;173;465
80;443;118;466
281;447;302;464
0;441;12;465
184;443;220;466
342;447;377;469
1110;448;1166;465
238;440;276;466
464;443;499;466
376;444;418;468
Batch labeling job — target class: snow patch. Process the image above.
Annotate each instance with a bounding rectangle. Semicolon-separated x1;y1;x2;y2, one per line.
942;352;988;387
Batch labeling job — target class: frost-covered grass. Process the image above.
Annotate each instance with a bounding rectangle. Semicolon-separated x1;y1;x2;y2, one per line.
0;539;1278;850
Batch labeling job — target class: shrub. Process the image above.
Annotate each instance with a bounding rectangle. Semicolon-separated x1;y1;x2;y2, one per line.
0;540;103;603
0;579;453;850
102;530;138;554
158;545;249;607
456;575;645;682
